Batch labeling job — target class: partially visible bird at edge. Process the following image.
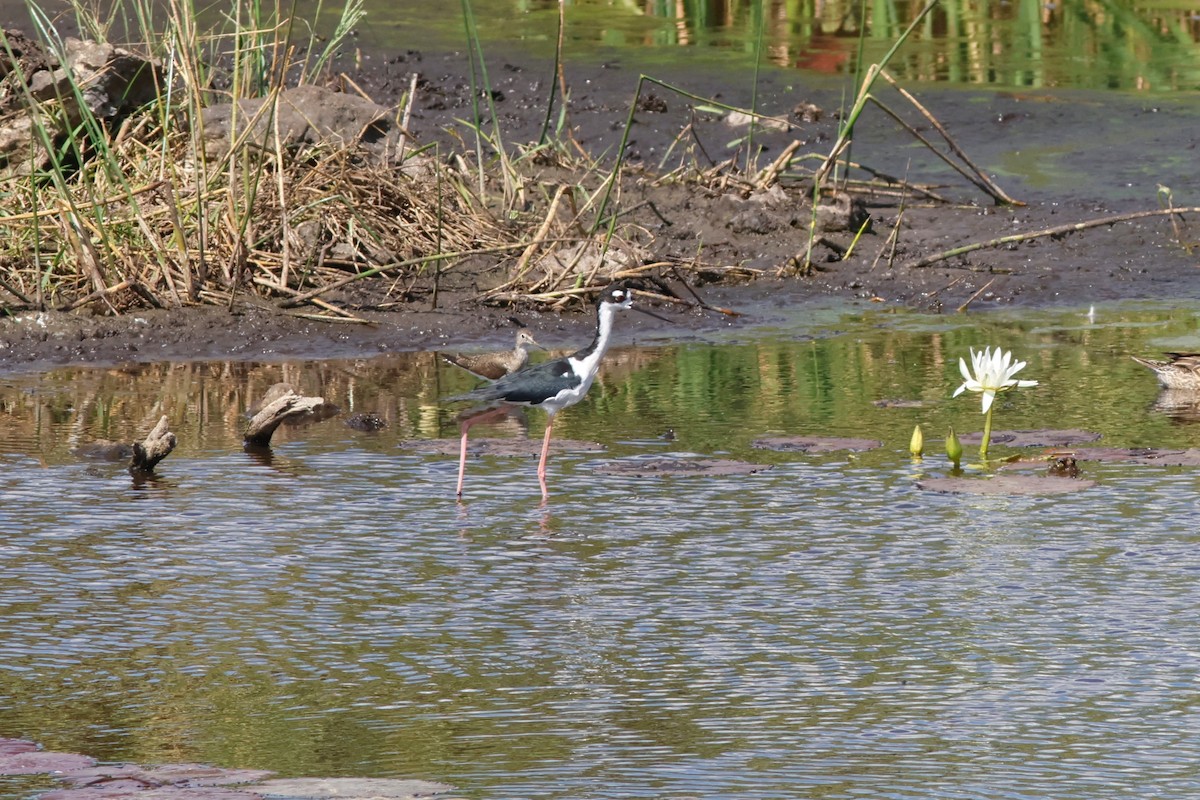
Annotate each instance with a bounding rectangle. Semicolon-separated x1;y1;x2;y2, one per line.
445;282;664;499
1131;353;1200;391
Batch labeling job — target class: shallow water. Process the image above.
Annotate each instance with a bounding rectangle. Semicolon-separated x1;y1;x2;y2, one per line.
5;304;1200;798
350;0;1200;93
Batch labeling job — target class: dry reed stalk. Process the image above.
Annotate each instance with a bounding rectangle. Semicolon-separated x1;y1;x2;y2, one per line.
398;72;418;159
495;184;568;293
0;180;169;225
271;97;292;290
955;278;996;313
58;277;132;312
754;140;803;191
866;96;1016;207
908;207;1200;269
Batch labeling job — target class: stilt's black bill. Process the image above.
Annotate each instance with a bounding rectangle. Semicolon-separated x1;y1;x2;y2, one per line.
634;305;673;323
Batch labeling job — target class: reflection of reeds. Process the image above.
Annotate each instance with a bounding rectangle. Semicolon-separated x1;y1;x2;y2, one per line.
642;0;1200;91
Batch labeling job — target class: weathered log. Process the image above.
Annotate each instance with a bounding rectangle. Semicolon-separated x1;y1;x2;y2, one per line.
130;415;176;472
244;389;327;447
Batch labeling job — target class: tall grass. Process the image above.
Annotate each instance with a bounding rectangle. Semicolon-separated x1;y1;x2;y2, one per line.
0;0;507;315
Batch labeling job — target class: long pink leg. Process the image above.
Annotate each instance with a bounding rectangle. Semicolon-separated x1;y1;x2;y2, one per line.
456;420;471;497
455;407;506;497
537;415;556;498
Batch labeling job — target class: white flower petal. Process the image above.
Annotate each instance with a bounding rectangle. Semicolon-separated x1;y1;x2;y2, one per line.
959;357;972;382
980;389;996;414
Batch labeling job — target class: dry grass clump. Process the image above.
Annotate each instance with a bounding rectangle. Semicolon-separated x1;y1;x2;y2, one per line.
0;0;647;319
0;0;1051;320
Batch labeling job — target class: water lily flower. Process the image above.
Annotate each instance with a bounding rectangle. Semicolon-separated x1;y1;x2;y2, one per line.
953;347;1038;414
953;346;1038;460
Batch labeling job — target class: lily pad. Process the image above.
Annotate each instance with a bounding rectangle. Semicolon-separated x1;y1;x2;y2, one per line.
400;437;603;456
249;777;455;799
592;456;772;477
917;474;1096;495
751;435;882;453
39;788;261;800
0;749;95;775
1069;447;1200;466
0;738;37;756
60;763;276;788
955;429;1101;447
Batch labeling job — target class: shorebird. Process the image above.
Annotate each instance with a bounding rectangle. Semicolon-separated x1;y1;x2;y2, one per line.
442;328;543;381
446;282;653;498
1131;353;1200;391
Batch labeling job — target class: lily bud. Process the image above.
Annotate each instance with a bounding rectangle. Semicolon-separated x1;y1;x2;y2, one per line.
909;424;924;458
945;427;963;468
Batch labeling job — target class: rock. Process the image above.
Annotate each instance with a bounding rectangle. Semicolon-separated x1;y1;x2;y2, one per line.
0;31;160;178
814;191;870;234
198;85;405;165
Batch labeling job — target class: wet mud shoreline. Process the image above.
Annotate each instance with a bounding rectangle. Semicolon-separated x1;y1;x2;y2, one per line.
2;32;1199;374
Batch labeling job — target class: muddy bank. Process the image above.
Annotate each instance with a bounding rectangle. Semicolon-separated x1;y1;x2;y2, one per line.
1;30;1198;373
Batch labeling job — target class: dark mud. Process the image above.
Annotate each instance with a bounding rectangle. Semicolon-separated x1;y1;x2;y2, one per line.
2;22;1199;373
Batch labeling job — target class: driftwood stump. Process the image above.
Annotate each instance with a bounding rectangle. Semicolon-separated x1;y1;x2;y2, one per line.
244;386;328;447
130;415;177;472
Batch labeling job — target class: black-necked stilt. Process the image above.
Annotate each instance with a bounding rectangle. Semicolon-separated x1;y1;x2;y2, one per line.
442;328;543;381
446;282;652;498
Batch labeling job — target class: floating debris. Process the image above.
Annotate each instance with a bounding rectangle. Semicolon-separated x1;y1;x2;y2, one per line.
39;786;261;799
58;763;276;788
344;412;387;432
244;386;332;447
71;416;177;472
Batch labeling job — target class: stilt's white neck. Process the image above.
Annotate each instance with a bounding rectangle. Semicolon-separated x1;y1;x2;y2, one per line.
571;300;618;378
